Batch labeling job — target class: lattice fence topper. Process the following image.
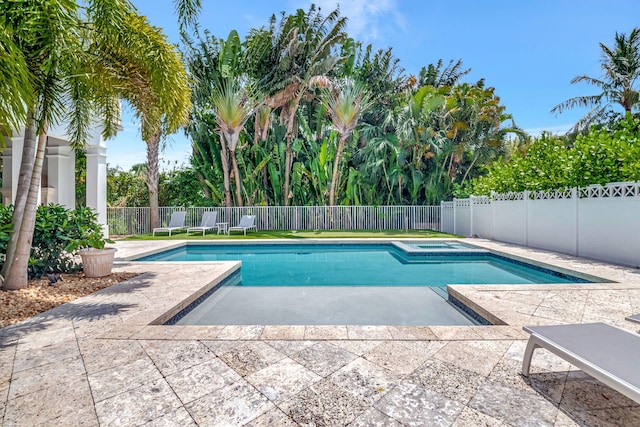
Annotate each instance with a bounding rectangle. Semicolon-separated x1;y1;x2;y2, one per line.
454;198;471;207
491;190;526;201
442;201;454;209
470;195;491;205
481;181;640;201
579;181;640;198
530;188;574;200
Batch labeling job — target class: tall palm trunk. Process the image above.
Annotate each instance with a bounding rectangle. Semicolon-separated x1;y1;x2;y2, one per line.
329;136;347;206
282;100;299;206
283;138;293;206
2;118;48;290
145;130;161;230
460;152;481;186
1;113;37;287
219;134;233;207
229;149;243;207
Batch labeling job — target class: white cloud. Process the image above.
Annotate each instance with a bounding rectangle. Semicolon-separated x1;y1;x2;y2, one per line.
298;0;405;41
524;124;573;136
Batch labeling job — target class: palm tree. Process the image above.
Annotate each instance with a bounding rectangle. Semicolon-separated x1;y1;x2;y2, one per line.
0;25;32;138
0;1;182;290
174;0;201;30
418;59;471;88
210;78;261;206
0;0;128;289
323;79;370;205
94;13;191;230
551;28;640;132
245;5;347;205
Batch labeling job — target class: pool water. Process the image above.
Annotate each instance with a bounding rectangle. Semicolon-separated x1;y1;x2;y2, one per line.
139;243;584;290
138;242;591;326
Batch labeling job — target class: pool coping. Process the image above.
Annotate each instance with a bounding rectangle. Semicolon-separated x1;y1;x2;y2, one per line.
104;237;640;341
5;237;640;426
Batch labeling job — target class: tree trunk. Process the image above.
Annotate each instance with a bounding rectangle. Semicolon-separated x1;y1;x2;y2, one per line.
3;123;48;290
1;113;38;286
460;152;480;186
219;134;233;207
329;136;347;206
145;131;161;230
262;166;270;206
230;149;243;207
282;100;299;207
283;139;293;206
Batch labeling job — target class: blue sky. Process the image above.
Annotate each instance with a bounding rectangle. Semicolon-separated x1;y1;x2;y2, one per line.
108;0;640;170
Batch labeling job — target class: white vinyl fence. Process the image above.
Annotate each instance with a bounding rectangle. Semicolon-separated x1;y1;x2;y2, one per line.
107;205;441;236
441;182;640;268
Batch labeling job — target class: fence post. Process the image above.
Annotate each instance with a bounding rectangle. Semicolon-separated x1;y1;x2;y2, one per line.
469;195;475;237
523;190;529;246
453;198;457;236
573;187;579;256
490;191;496;239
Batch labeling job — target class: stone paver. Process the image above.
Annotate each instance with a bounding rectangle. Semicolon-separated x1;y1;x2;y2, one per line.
1;238;639;426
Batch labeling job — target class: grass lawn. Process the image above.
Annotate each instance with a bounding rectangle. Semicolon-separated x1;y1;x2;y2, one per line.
119;229;459;241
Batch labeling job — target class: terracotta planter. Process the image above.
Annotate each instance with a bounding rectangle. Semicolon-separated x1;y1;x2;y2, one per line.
79;247;117;278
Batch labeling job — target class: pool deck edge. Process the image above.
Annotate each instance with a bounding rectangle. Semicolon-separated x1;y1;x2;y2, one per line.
4;238;640;425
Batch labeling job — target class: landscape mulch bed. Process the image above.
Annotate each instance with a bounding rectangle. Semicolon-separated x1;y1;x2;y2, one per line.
0;272;140;328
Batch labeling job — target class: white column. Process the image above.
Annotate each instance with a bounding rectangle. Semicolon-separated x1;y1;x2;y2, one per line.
1;133;26;205
45;137;75;209
85;143;108;236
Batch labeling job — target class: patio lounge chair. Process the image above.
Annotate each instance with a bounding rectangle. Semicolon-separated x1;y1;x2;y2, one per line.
187;211;218;236
229;215;257;235
152;211;186;236
522;322;640;403
626;313;640;324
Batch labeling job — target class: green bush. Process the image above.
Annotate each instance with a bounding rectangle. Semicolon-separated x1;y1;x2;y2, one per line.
0;204;108;279
64;206;113;252
461;116;640;196
30;204;82;278
0;205;13;266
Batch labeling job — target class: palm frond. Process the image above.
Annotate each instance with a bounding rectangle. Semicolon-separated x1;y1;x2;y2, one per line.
174;0;201;31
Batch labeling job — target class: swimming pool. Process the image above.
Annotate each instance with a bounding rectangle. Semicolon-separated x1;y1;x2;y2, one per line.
138;242;589;289
137;241;594;326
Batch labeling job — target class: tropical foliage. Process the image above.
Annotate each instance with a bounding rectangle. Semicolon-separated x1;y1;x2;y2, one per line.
0;0;190;289
106;164;213;207
180;5;519;208
552;28;640;133
0;204;106;280
462;116;640;196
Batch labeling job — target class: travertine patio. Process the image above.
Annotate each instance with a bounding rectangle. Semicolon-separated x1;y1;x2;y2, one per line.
2;239;640;426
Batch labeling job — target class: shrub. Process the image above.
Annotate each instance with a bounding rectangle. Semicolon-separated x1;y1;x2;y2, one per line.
30;204;83;278
0;205;13;266
0;204;109;279
461;116;640;196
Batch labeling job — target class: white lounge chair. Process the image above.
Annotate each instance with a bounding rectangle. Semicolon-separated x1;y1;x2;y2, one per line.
626;313;640;324
229;215;257;235
187;211;218;236
522;322;640;403
152;211;186;236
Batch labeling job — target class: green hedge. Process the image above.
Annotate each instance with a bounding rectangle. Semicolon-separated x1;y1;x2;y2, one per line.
459;116;640;196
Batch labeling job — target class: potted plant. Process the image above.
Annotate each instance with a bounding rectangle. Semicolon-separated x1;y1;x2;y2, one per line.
65;207;116;277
